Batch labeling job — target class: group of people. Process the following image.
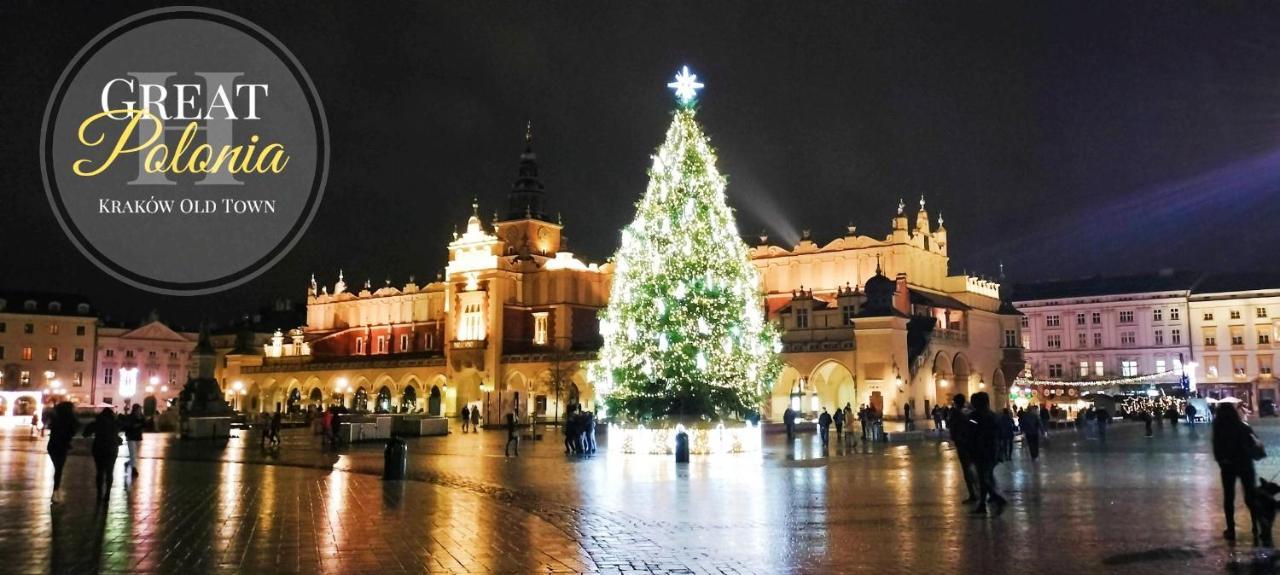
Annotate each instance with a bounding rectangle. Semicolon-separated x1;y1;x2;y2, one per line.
946;392;1011;515
563;406;598;455
792;403;891;446
43;402;148;504
458;405;482;432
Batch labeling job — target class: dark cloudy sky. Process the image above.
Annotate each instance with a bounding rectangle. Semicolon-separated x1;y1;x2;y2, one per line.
4;1;1280;326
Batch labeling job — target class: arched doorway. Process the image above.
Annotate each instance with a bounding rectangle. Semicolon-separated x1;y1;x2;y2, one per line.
376;386;392;413
428;386;442;416
287;388;302;413
401;386;417;412
768;366;803;421
810;361;855;415
143;395;158;416
353;388;369;412
953;354;972;398
308;387;323;409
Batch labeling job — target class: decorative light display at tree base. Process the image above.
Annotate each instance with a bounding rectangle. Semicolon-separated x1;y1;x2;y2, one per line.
608;422;763;455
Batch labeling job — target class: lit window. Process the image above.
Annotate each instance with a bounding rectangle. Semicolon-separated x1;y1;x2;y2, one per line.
533;312;550;345
459;303;486;341
1208;365;1219;378
48;324;60;335
20;370;31;386
73;372;83;387
22;347;33;361
1155;359;1166;373
1094;361;1104;376
1121;360;1138;377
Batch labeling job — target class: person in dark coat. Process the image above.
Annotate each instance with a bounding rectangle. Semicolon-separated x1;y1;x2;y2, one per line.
1019;407;1042;460
121;404;144;479
1214;402;1263;543
1141;408;1154;437
505;411;520;457
947;394;978;503
1095;406;1110;442
969;392;1007;514
832;406;845;441
998;408;1016;461
783;407;796;441
459;405;470;433
47;401;78;504
903;402;914;431
270;409;283;447
82;408;122;500
858;405;869;441
817;408;833;446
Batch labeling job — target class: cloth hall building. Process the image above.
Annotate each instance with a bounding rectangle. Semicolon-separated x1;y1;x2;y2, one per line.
224;140;1024;423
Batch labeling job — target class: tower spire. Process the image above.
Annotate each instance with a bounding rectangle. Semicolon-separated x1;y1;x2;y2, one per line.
506;121;547;220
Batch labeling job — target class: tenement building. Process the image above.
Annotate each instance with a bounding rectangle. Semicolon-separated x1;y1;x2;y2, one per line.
1188;273;1280;405
749;198;1025;421
0;291;97;422
1011;271;1199;404
225;133;611;422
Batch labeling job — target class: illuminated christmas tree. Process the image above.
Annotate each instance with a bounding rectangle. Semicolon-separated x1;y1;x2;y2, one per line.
596;67;781;422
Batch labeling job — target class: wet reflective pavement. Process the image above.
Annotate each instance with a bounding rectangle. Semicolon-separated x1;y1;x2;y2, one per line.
1;419;1276;574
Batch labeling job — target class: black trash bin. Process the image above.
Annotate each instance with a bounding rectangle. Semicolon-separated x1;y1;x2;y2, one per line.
384;437;407;480
675;430;689;463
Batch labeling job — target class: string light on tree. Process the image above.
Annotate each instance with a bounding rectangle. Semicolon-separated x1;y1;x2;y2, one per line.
593;67;781;422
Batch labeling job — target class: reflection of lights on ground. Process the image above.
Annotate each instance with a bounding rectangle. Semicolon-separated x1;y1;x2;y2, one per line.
608;423;762;455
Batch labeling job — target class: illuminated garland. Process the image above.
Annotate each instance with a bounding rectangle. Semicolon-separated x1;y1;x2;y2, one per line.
591;73;782;422
1013;370;1179;388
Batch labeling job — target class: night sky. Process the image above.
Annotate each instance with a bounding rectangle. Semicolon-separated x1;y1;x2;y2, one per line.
5;1;1280;326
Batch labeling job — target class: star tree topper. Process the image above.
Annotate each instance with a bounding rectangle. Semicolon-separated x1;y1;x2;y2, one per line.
667;65;704;107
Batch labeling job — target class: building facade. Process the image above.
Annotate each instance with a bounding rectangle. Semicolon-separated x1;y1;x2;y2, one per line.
750;198;1025;421
1011;272;1198;402
92;319;196;410
0;291;97;421
1188;273;1280;405
226;134;611;422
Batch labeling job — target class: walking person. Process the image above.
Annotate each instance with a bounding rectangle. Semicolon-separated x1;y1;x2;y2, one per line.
998;408;1016;461
1019;406;1042;461
932;405;944;433
82;408;122;501
470;405;481;432
859;404;869;441
970;392;1007;515
783;407;796;441
833;406;845;443
947;394;978;503
321;407;335;448
46;402;78;504
1142;408;1154;437
818;408;833;447
505;410;520;457
460;405;470;433
1095;406;1110;442
270;409;283;448
903;402;914;432
842;403;854;442
1214;402;1266;544
122;404;144;479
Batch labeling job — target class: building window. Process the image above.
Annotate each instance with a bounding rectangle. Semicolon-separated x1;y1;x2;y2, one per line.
1263;365;1274;377
1154;330;1164;346
1258;307;1270;319
1048;364;1064;378
1076;313;1086;326
22;346;33;361
1021;334;1031;349
1004;329;1018;348
0;346;4;360
76;325;86;336
24;323;34;334
376;336;387;354
796;308;809;329
356;337;365;354
0;322;5;333
1094;361;1104;376
73;372;83;387
1046;315;1060;327
1120;332;1136;346
1170;308;1180;321
842;305;855;326
1262;334;1272;345
104;368;113;385
1077;332;1087;348
48;324;60;335
424;332;435;350
1233;335;1244;346
1155;359;1166;373
74;348;84;362
169;351;177;359
459;303;485;340
1206;336;1217;347
1020;316;1029;328
1092;312;1101;325
125;350;134;359
1121;360;1138;377
400;334;410;352
1231;310;1242;320
1204;312;1214;321
1093;332;1103;347
105;349;114;358
1153;309;1163;322
1119;310;1134;324
533;312;550;345
20;370;31;386
1079;361;1090;377
1046;334;1062;349
1171;329;1181;345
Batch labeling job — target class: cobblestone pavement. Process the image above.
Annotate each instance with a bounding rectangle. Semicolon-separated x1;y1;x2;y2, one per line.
3;418;1279;574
